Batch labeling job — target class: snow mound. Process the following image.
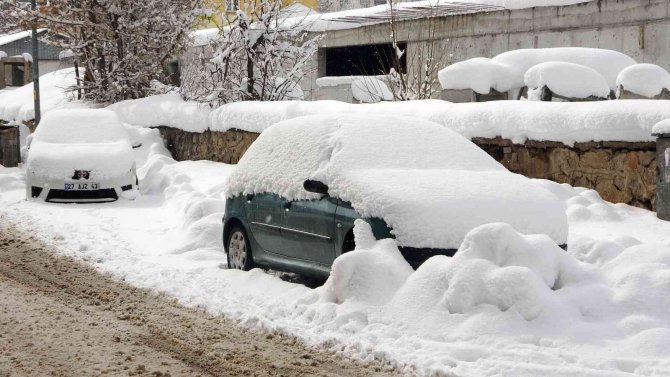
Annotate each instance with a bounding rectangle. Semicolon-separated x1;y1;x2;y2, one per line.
438;57;515;94
351;77;393;103
389;223;590;322
525;62;610;100
652;118;670;135
492;47;636;90
0;68;88;122
617;63;670;98
107;93;212;133
321;220;413;306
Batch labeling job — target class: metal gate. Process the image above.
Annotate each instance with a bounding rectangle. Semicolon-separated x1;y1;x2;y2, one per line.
0;125;20;167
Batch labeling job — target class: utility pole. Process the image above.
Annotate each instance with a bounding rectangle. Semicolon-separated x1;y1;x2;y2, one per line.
31;0;41;126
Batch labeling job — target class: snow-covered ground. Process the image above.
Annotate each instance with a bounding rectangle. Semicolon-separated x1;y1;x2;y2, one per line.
2;122;670;376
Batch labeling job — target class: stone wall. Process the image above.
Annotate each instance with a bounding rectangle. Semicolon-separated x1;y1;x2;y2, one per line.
473;137;657;209
157;127;258;164
156;126;658;210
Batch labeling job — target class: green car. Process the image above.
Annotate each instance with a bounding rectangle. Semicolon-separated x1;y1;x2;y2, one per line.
223;180;448;278
222;114;568;278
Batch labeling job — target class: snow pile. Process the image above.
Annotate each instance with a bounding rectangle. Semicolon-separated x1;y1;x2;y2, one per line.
351;77;393;103
226;114;568;248
438;57;515;94
387;223;597;322
107;93;212;133
616;63;670;98
214;99;670;145
0;68;86;122
321;220;413;306
492;47;636;91
0;51;6;59
316;75;386;88
26;109;134;180
653;119;670;135
525;62;611;100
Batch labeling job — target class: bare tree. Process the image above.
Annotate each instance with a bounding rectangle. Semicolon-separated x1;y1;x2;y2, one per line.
11;0;203;104
385;0;444;101
181;0;321;106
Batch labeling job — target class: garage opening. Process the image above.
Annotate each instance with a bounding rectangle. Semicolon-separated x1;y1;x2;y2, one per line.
322;42;407;77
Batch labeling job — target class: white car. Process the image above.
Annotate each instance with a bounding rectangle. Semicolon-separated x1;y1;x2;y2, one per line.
25;109;138;203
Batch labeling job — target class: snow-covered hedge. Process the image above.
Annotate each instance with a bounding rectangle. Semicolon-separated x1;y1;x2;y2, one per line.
616;64;670;98
439;47;636;95
524;62;610;100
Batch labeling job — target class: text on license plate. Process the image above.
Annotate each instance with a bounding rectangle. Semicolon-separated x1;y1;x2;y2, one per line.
64;182;100;191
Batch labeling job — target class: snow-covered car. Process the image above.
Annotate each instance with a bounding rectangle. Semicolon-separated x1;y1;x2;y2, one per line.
25;109;138;203
223;114;568;277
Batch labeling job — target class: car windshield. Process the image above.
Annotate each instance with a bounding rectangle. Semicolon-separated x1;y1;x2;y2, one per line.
34;109;129;144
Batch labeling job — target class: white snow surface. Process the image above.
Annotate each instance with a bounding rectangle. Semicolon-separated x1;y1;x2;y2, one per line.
107;93;212;133
316;75;386;88
492;47;636;91
26;109;134;181
0;29;47;46
0;68;89;122
211;99;670;145
616;63;670;98
652;118;670;135
525;62;611;99
351;77;393;103
438;57;516;94
3;119;670;375
226;114;568;248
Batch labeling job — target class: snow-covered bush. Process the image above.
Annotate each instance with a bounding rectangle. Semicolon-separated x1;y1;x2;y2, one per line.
616;63;670;99
351;77;393;103
524;62;610;101
181;0;320;105
438;57;515;94
17;0;203;104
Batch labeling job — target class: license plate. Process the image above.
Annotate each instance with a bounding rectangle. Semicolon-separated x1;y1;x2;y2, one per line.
64;182;100;191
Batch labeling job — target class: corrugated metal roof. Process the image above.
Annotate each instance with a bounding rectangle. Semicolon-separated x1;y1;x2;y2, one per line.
0;30;62;60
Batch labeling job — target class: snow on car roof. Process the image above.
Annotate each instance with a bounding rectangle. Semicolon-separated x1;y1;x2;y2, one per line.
34;109;130;144
226;114;568;248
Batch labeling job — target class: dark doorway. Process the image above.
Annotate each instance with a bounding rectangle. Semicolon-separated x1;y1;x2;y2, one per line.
322;42;407;77
10;63;24;86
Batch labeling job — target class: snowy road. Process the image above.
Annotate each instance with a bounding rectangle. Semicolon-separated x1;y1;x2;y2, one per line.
0;222;394;376
2;125;670;376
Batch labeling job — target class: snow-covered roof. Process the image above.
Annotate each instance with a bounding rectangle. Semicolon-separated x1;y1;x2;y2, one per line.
524;62;610;100
225;113;568;248
301;0;591;31
0;29;48;46
616;64;670;98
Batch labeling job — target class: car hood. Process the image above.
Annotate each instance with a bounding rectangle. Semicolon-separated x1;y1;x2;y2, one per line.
327;169;568;249
26;140;134;181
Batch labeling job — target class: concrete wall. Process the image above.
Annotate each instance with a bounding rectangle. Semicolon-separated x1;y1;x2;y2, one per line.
307;0;670;99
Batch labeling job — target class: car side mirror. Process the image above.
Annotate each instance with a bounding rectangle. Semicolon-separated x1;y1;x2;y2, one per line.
303;179;328;195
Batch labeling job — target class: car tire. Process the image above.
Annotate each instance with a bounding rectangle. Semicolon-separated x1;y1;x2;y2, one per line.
226;225;254;271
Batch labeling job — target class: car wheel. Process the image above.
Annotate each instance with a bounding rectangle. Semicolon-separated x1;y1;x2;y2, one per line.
226;225;254;271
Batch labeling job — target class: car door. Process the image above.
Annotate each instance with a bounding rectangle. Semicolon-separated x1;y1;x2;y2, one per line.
281;197;338;266
248;193;285;254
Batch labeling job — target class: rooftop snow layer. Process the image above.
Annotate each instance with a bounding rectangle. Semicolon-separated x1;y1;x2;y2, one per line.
0;29;47;46
616;63;670;98
225;113;568;248
210;99;670;145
